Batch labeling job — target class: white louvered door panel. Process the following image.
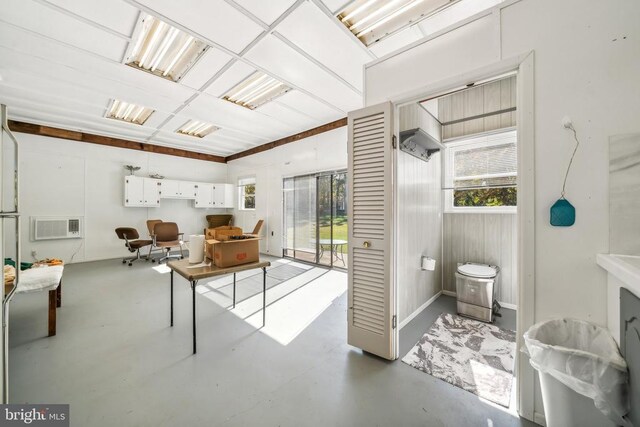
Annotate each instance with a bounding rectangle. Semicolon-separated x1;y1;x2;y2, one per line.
347;102;396;360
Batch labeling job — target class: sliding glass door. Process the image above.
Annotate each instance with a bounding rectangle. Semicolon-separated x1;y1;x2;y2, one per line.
283;171;348;268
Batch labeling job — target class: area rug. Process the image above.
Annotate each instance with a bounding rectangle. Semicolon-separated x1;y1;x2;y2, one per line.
402;313;516;407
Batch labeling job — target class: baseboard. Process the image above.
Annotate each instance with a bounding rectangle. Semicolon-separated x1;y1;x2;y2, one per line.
440;290;517;311
498;301;517;310
398;291;442;330
534;411;546;426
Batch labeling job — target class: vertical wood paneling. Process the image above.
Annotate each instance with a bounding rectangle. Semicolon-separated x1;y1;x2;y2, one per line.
438;76;516;140
443;213;518;306
463;86;484;135
483;81;501;131
397;150;442;323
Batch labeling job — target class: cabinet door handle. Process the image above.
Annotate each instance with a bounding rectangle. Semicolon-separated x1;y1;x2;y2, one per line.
363;241;371;248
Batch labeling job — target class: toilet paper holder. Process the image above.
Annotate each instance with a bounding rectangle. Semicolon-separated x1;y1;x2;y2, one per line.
421;256;436;271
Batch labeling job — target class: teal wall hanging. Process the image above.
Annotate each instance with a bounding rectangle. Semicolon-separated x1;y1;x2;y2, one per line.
550;198;575;226
551;118;580;227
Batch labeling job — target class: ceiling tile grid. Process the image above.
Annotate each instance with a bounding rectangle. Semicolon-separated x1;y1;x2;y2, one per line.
0;0;490;157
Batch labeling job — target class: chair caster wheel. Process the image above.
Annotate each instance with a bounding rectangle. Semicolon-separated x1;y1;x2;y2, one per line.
128;263;133;267
180;256;184;260
152;259;156;263
122;260;126;264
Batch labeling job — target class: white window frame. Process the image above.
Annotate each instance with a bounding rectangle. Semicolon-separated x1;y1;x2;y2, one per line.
443;129;517;214
238;176;256;211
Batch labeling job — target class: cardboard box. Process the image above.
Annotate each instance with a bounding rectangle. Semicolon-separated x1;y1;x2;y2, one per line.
204;226;242;240
205;237;259;268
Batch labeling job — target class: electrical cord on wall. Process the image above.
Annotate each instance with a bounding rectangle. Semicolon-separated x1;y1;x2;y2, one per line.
561;122;580;199
68;241;83;264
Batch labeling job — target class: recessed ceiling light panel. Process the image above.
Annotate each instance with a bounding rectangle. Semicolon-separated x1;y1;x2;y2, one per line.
125;14;208;82
105;99;154;125
176;120;219;138
338;0;451;46
222;72;291;110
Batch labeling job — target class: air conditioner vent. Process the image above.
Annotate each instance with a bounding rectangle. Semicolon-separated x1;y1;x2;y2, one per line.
32;217;83;241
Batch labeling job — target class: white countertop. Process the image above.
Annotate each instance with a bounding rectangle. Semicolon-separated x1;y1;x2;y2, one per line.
597;254;640;294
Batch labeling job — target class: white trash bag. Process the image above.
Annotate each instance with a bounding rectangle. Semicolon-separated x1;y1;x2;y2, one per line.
523;318;630;425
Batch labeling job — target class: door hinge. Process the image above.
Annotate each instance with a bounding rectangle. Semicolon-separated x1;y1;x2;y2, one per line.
392;315;397;329
392;135;397;149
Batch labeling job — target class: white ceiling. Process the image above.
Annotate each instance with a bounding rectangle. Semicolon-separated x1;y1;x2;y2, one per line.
0;0;501;157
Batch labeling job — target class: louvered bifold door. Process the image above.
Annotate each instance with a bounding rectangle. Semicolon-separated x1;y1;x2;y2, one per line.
347;102;396;360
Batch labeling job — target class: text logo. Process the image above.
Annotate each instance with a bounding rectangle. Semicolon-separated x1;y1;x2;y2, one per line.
0;405;69;427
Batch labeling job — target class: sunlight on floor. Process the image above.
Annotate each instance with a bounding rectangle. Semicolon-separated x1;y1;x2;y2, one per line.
152;264;171;274
197;259;347;345
469;358;519;417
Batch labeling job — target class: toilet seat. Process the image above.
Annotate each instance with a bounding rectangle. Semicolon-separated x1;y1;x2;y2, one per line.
457;263;498;279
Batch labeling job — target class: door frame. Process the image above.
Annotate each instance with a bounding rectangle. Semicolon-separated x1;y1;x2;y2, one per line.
387;52;536;419
282;169;349;270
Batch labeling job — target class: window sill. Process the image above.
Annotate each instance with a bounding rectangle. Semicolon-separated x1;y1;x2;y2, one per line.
445;207;517;214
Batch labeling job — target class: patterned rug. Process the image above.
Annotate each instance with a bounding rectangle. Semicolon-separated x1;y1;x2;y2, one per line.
402;313;516;407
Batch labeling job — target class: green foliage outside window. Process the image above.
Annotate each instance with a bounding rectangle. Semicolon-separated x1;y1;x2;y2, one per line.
454;187;517;207
242;183;255;209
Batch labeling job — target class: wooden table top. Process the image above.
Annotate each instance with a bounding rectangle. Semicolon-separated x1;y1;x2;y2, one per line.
167;259;271;282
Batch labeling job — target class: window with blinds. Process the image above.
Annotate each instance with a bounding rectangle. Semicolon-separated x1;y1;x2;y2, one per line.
444;130;517;211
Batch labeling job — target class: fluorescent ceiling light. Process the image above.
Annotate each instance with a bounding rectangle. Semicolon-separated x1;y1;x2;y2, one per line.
177;120;219;138
338;0;452;46
222;72;291;110
125;14;208;82
106;99;154;125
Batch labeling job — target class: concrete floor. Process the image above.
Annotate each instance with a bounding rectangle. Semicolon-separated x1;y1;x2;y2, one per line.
8;257;537;427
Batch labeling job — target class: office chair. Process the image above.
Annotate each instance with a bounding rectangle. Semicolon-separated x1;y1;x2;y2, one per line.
114;227;153;266
152;222;184;264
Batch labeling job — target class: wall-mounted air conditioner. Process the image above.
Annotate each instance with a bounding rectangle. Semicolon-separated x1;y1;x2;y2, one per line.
32;217;84;241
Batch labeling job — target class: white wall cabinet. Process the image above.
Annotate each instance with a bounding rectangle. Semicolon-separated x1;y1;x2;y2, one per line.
124;176;160;207
124;177;232;208
212;184;234;208
158;180;197;199
193;183;233;208
194;183;214;208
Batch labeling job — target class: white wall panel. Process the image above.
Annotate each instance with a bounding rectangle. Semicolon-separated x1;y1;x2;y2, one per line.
397;150;442;322
13;133;229;263
227;128;347;254
365;14;499;105
368;26;423;59
443;213;517;306
276;1;371;90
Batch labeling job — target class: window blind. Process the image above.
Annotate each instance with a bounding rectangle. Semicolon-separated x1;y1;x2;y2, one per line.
444;130;517;190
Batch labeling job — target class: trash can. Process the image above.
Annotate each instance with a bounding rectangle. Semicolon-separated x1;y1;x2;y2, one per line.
523;318;630;427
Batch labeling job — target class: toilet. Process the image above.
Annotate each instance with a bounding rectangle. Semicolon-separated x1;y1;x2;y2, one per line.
455;262;501;323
